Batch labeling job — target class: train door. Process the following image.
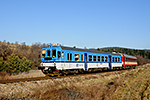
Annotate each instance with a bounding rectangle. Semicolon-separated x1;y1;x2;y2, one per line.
109;55;112;69
68;53;72;68
84;53;88;71
61;51;65;68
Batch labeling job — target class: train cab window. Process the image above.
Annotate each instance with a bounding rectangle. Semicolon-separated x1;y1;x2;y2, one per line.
105;56;108;62
47;50;50;57
118;57;120;62
113;57;115;62
102;56;104;62
98;56;100;62
58;51;61;58
89;55;92;61
67;53;69;61
42;50;46;58
81;54;83;61
62;52;64;58
52;49;56;58
93;55;96;61
75;54;79;61
115;57;117;62
70;54;72;61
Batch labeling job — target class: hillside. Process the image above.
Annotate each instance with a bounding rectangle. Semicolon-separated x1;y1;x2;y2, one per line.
0;41;46;72
97;47;150;58
0;40;150;72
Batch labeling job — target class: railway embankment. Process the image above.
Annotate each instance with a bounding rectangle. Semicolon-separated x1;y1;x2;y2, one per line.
0;64;150;100
0;70;45;80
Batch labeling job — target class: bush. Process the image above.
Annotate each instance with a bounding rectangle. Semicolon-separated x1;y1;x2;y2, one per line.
0;57;7;72
19;57;31;72
7;54;20;73
136;55;148;65
6;53;31;73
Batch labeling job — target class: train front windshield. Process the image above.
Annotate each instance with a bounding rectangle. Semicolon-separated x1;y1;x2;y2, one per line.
41;49;61;59
42;50;46;58
52;49;56;58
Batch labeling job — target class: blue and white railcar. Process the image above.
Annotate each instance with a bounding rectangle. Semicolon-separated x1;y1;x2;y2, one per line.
40;44;122;75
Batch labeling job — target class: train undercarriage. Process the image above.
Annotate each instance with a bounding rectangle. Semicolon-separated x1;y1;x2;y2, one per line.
39;66;136;76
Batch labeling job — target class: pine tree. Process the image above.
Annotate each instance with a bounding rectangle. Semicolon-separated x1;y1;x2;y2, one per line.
19;57;31;72
0;57;7;72
7;53;20;73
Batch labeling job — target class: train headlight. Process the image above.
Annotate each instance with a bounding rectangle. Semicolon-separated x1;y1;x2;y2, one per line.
54;62;56;67
41;62;43;66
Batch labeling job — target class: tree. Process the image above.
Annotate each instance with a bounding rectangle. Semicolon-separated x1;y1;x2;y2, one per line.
15;41;18;45
0;43;12;60
6;54;31;73
19;57;31;72
0;57;7;72
7;53;20;73
3;40;6;43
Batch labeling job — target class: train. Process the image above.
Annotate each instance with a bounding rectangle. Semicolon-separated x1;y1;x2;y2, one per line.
39;43;138;76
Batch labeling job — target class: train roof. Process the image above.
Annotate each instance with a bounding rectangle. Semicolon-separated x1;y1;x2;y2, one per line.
121;54;137;59
59;46;121;56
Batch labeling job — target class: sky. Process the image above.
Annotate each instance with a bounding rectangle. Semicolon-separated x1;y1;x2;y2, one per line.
0;0;150;49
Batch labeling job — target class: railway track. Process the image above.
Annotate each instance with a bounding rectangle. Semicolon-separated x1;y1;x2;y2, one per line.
0;68;132;84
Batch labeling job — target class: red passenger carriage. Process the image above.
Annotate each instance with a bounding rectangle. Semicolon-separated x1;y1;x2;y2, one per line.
121;54;137;67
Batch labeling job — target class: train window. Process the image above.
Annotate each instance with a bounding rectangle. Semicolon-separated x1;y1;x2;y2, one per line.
98;56;100;62
127;58;136;62
67;53;69;61
81;54;83;61
52;49;56;58
118;57;120;62
89;55;92;61
75;54;79;61
47;50;50;57
70;54;72;61
93;55;97;61
113;57;115;62
102;56;104;62
42;50;46;58
105;56;108;62
115;57;117;62
58;51;61;58
93;55;96;61
62;52;64;58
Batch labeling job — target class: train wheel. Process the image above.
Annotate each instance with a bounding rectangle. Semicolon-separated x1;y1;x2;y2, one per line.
79;69;84;73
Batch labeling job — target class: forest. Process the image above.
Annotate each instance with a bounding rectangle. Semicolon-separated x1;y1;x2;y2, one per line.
0;40;150;73
97;47;150;65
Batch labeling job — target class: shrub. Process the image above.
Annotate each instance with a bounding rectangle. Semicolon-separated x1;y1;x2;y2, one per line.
19;57;31;72
6;53;31;73
7;53;20;73
0;57;7;72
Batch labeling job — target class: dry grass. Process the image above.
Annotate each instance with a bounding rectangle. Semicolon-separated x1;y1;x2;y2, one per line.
112;65;150;100
31;65;150;100
0;70;45;80
1;64;150;100
0;73;13;80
